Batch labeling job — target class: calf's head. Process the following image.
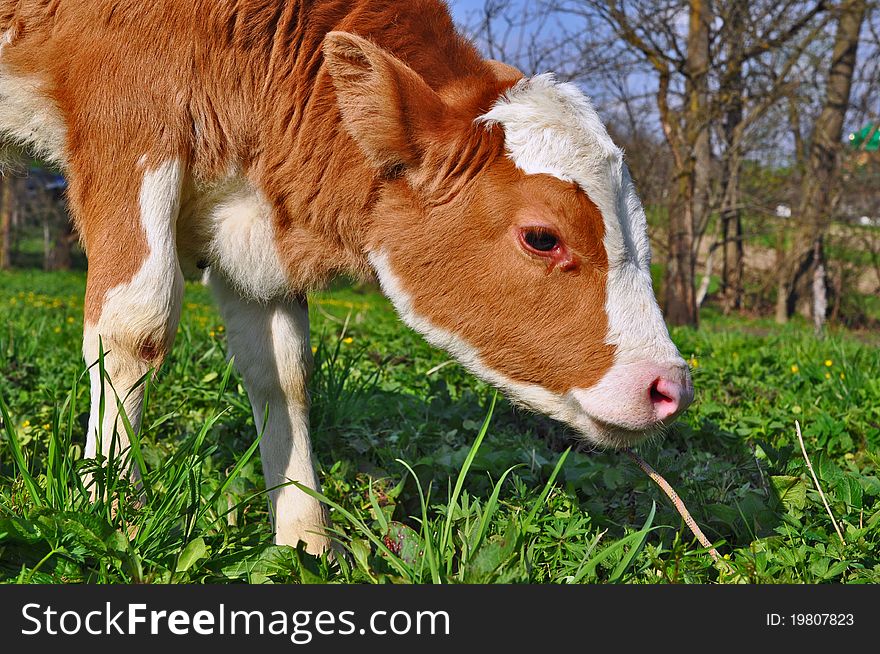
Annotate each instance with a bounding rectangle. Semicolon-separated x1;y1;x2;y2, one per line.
324;32;693;447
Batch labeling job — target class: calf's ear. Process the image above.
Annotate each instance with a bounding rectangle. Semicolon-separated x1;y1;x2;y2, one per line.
486;60;524;84
323;31;444;172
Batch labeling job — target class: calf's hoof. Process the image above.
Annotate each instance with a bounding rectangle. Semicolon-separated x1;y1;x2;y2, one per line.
275;521;333;556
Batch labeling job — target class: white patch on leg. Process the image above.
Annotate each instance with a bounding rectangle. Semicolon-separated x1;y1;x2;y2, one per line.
83;160;184;478
98;160;185;346
83;324;148;484
210;272;328;553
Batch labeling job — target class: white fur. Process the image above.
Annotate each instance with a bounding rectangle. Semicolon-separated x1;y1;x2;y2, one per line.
179;174;290;302
0;33;67;166
83;161;184;476
0;28;14;59
98;161;184;346
210;272;328;554
478;74;687;424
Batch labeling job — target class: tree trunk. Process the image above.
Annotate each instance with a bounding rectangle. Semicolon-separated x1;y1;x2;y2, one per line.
687;0;711;327
720;151;743;314
43;216;51;271
665;172;699;325
0;176;13;270
720;3;745;313
721;208;744;313
664;0;711;327
52;221;76;271
774;229;791;323
812;237;827;336
696;241;717;307
775;0;866;323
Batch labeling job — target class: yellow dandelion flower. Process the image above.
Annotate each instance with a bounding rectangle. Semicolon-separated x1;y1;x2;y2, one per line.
209;331;216;338
825;372;831;380
42;424;50;431
66;316;75;324
839;372;845;380
825;359;833;367
790;365;799;374
22;420;30;428
311;346;318;354
53;326;61;333
689;357;699;368
343;337;354;344
218;325;225;333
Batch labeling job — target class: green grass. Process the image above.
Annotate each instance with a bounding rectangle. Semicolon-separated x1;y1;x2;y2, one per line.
0;269;878;583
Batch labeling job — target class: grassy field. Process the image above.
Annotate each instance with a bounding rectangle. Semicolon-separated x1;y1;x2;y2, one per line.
0;269;878;583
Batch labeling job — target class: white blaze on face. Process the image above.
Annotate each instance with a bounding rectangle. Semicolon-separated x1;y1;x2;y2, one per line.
478;74;687;436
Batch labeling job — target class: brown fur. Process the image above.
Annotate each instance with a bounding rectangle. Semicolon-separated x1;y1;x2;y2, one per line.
0;0;615;391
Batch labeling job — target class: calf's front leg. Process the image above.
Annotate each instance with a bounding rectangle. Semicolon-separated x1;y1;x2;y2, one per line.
78;159;184;491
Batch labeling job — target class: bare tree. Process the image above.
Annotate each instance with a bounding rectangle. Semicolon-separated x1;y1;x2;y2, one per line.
775;0;868;327
711;2;830;312
461;0;874;328
532;1;827;324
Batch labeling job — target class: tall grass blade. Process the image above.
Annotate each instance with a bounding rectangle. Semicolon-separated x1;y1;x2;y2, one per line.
522;446;570;532
0;393;43;508
394;459;440;584
472;464;522;555
608;501;656;582
441;393;496;571
572;503;660;583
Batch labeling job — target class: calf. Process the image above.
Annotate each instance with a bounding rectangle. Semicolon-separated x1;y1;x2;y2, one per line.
0;0;693;553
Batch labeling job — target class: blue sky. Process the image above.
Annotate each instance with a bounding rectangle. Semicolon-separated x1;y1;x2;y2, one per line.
448;0;503;22
445;0;658;129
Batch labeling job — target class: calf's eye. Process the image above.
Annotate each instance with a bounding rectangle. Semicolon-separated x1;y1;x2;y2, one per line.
523;229;559;252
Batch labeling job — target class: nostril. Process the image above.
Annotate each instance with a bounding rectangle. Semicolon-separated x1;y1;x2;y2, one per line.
649;377;682;421
649;380;673;405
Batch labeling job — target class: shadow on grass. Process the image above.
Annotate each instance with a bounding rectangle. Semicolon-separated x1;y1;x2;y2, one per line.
308;351;787;557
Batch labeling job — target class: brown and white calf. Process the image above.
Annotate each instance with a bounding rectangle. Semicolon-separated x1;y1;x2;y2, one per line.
0;0;693;553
